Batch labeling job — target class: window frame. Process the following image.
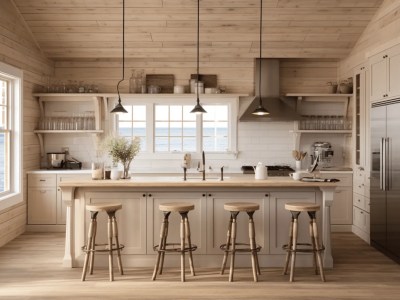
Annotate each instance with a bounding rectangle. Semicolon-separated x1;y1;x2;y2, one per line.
109;95;238;160
0;62;23;210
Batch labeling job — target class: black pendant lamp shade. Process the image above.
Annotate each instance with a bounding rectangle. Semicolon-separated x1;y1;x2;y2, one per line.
190;0;206;114
111;0;128;114
252;0;269;116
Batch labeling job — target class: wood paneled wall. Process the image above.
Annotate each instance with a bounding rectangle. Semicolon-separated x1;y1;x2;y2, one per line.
55;58;337;95
0;0;53;247
339;0;400;76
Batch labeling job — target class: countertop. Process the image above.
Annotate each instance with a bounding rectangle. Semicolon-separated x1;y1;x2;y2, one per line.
58;176;338;188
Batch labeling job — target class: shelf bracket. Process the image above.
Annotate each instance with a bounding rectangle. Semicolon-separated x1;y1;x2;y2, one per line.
36;133;45;157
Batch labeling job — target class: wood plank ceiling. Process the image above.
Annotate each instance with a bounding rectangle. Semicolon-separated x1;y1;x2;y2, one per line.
13;0;384;61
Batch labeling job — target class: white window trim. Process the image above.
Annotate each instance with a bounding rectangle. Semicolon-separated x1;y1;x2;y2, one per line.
0;62;23;211
108;95;239;160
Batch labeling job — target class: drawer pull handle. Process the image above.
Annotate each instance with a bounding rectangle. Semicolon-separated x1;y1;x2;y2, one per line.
202;194;206;197
142;194;146;197
360;211;364;214
148;194;152;197
40;190;47;194
39;180;46;182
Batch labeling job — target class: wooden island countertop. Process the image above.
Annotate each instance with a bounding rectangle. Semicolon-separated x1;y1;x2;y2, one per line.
58;175;337;269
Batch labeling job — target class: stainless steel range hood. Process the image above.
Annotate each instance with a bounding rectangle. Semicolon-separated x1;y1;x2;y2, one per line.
239;59;301;121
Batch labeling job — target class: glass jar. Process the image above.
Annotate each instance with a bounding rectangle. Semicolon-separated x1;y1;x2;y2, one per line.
91;162;104;180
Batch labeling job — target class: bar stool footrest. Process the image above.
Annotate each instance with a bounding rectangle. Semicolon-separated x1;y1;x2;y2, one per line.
153;243;197;253
220;242;262;253
82;243;125;253
282;243;325;253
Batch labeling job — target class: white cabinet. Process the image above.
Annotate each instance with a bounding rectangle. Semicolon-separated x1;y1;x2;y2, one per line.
28;172;91;229
28;174;57;225
352;63;371;243
370;43;400;102
206;192;269;255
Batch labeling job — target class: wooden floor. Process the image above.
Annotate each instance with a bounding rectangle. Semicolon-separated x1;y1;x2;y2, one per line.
0;232;399;300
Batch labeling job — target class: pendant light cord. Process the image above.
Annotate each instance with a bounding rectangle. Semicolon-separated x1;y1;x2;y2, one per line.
116;0;125;101
259;0;262;105
196;0;200;103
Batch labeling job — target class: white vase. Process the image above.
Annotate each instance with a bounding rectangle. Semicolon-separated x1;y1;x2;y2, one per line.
295;160;302;171
110;168;120;180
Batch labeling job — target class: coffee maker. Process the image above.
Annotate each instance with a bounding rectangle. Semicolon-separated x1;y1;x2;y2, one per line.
311;142;334;168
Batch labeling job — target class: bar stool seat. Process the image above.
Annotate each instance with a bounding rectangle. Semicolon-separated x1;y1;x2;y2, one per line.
81;202;124;282
159;202;194;212
282;202;325;282
152;202;197;282
220;202;261;282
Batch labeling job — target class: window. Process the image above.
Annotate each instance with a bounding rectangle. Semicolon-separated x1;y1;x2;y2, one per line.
155;105;196;152
116;105;146;151
111;96;237;159
0;62;22;210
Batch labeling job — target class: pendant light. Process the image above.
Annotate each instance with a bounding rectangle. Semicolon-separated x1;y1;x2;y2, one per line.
190;0;207;114
111;0;128;114
252;0;269;116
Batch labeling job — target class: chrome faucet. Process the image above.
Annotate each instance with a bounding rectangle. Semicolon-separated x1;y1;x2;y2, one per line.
195;151;206;180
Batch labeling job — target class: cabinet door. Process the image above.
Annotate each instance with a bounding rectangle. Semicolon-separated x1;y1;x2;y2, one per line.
28;188;57;224
206;192;269;255
353;206;369;233
84;192;147;254
57;174;90;225
147;192;206;254
388;48;400;99
269;191;316;254
370;54;387;102
330;187;352;225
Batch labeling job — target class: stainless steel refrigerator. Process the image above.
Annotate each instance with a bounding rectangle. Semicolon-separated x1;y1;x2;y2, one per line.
371;99;400;262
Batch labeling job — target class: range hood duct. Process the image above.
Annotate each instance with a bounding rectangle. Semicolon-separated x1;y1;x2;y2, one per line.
239;59;302;121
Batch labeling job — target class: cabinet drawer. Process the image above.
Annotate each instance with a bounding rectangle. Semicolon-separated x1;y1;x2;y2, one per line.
353;206;369;233
28;174;57;188
353;178;366;196
353;192;366;210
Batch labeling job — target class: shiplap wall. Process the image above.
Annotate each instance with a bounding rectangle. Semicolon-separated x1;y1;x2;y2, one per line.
54;58;337;95
0;0;53;246
339;0;400;76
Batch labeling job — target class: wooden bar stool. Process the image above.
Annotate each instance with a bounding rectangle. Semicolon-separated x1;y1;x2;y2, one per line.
282;202;325;282
152;202;197;282
81;203;124;282
220;202;261;282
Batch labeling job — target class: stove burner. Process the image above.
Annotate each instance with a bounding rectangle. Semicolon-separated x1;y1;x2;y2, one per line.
241;165;294;176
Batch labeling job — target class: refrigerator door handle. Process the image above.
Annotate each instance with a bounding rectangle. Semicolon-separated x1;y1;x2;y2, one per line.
385;137;390;191
380;137;385;191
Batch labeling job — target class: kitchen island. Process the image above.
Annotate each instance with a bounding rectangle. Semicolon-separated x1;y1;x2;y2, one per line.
59;176;337;269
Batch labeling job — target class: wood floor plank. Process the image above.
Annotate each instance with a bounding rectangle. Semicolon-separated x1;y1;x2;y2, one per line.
0;232;399;299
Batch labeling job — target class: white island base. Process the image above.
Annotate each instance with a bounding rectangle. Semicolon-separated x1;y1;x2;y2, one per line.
59;177;336;269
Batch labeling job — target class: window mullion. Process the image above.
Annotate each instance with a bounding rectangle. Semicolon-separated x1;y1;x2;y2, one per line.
147;103;154;153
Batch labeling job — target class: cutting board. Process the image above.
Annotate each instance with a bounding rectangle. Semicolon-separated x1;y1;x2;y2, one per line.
190;74;217;88
146;74;174;93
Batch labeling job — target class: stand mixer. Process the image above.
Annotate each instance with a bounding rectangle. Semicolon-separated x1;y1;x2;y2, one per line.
310;142;334;168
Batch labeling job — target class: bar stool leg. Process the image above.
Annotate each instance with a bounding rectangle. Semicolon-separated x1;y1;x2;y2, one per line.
184;213;195;276
111;213;124;275
152;211;170;280
309;211;326;282
283;215;294;275
309;217;318;275
289;211;300;282
159;212;170;275
179;211;188;282
220;215;233;275
107;212;114;281
89;212;98;275
229;211;239;282
82;211;98;281
247;211;259;282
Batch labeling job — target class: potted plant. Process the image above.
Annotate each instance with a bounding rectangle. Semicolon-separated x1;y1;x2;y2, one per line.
102;135;141;179
326;81;338;94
